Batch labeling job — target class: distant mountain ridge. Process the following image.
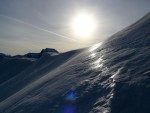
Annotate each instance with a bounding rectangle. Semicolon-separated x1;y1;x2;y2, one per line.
24;48;59;59
0;48;59;59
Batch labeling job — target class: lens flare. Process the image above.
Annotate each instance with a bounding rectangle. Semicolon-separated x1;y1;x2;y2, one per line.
65;91;77;102
64;104;75;113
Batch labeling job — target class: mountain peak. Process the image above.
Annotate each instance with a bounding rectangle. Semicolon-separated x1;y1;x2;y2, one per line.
40;48;59;55
23;48;59;59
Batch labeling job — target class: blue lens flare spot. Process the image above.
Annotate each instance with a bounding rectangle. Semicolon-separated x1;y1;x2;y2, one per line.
65;91;77;101
63;104;75;113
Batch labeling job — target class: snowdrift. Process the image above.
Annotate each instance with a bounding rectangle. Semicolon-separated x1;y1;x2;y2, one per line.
0;12;150;113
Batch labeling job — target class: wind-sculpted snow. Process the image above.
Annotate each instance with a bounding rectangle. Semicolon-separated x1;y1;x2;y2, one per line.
0;43;113;113
0;12;150;113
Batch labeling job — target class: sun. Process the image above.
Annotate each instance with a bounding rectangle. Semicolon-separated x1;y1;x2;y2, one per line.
72;13;96;38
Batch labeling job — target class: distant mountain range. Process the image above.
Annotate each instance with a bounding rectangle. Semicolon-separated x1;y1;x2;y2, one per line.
0;48;59;59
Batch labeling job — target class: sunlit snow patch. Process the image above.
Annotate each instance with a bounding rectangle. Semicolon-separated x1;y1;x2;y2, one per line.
89;53;96;58
91;56;104;69
89;42;102;52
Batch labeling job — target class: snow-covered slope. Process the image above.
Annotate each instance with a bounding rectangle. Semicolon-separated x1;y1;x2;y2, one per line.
0;12;150;113
0;48;58;85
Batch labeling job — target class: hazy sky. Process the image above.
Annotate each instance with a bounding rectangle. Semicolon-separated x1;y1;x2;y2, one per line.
0;0;150;55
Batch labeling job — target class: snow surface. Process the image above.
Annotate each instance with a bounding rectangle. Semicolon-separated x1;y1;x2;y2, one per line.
0;12;150;113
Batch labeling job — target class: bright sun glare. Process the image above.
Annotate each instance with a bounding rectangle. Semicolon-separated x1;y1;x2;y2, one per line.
72;13;96;39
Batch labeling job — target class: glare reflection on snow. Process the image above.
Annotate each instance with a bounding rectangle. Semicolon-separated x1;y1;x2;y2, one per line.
90;53;96;58
110;68;122;82
91;56;104;69
88;42;119;113
110;83;115;87
89;42;102;52
88;42;104;69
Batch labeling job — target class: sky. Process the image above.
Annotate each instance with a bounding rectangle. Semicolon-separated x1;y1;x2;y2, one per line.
0;0;150;55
